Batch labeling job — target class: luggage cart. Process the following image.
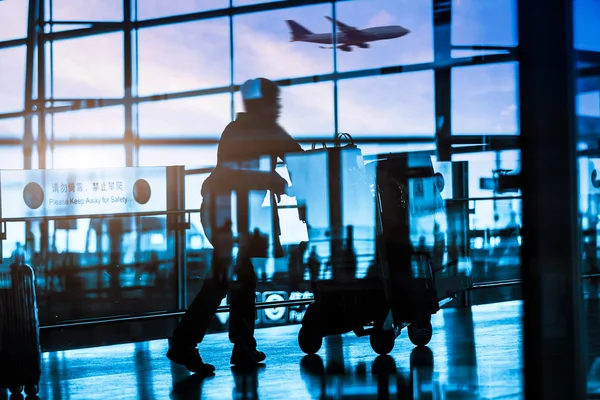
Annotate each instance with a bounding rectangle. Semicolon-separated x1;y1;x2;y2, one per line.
285;136;472;355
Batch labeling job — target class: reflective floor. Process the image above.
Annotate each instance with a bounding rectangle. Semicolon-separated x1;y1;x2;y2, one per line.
4;301;524;399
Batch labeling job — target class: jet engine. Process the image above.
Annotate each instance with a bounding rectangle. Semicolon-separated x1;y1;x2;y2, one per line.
357;43;370;49
338;45;353;52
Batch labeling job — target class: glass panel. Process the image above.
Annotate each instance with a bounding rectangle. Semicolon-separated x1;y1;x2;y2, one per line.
0;117;24;139
49;0;123;21
0;146;26;264
234;81;334;139
50;106;125;139
335;0;433;71
138;95;231;138
137;145;218;169
452;0;517;46
338;72;435;138
452;62;519;135
137;19;231;96
0;46;26;113
574;0;600;52
233;0;278;6
575;3;600;394
233;4;334;83
34;213;177;323
137;0;227;20
50;145;126;169
51;33;124;98
451;151;521;286
0;0;28;41
577;92;600;117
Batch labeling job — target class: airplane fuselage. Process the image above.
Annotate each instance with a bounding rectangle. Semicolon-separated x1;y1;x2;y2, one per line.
293;25;410;46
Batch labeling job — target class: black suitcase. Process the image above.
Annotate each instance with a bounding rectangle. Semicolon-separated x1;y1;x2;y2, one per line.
0;263;41;396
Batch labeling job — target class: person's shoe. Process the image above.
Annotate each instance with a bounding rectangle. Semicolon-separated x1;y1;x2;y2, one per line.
167;346;215;375
230;348;266;366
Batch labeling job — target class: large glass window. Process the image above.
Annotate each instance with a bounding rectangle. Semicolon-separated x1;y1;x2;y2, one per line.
574;0;600;52
335;0;433;71
49;0;123;21
452;62;519;135
49;106;125;140
0;0;28;41
233;4;334;83
137;94;231;138
51;33;124;99
138;145;218;169
50;145;126;169
137;19;231;96
0;46;26;113
0;146;25;264
137;1;227;21
452;0;517;46
0;117;24;140
338;72;435;138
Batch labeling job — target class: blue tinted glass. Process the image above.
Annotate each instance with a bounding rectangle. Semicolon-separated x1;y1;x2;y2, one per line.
336;0;433;71
338;72;435;138
233;4;334;83
452;0;517;46
452;62;519;135
577;92;600;117
574;0;600;51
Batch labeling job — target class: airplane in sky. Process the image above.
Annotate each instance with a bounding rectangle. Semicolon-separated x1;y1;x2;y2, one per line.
285;16;410;52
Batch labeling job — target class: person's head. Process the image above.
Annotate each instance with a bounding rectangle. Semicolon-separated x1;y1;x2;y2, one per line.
241;78;281;121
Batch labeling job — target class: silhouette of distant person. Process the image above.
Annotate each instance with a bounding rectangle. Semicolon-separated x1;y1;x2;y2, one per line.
167;78;303;374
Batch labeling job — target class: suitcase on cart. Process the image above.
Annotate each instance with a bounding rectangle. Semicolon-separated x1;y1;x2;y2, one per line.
0;263;42;397
286;137;459;355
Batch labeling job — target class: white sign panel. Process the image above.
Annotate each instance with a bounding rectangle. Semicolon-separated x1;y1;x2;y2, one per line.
0;166;169;219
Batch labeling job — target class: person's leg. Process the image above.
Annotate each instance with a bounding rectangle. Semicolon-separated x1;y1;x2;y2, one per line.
167;260;228;374
229;256;266;365
167;192;231;374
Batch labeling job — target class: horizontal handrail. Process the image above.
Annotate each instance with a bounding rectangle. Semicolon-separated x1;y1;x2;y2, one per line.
0;209;200;223
39;298;315;330
35;273;600;330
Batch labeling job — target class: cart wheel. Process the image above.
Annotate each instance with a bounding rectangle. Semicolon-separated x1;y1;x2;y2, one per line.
8;386;23;394
298;327;322;354
24;385;39;396
370;329;395;355
408;320;433;347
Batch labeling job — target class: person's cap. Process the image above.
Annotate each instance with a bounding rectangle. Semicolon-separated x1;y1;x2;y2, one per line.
241;78;279;101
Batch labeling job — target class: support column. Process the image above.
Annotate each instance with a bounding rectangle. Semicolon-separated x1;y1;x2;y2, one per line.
433;0;452;161
518;0;586;398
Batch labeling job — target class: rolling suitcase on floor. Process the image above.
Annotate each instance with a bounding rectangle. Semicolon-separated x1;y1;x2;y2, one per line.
0;263;41;397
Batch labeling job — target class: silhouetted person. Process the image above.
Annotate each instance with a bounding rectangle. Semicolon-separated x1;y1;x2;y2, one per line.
167;78;303;375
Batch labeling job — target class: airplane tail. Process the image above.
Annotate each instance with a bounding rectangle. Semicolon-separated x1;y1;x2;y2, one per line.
285;20;313;41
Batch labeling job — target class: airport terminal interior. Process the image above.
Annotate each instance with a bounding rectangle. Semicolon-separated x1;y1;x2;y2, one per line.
0;0;599;398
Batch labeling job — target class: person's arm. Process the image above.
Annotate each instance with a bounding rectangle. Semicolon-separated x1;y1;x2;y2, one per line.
273;125;304;161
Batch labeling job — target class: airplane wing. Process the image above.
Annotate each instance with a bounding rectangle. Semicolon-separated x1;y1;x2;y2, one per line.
325;16;360;34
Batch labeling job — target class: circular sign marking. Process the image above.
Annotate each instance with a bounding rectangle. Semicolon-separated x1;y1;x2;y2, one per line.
133;179;151;205
23;182;44;209
264;293;286;321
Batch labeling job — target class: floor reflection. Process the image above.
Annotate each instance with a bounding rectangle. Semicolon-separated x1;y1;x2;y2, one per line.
13;301;526;399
